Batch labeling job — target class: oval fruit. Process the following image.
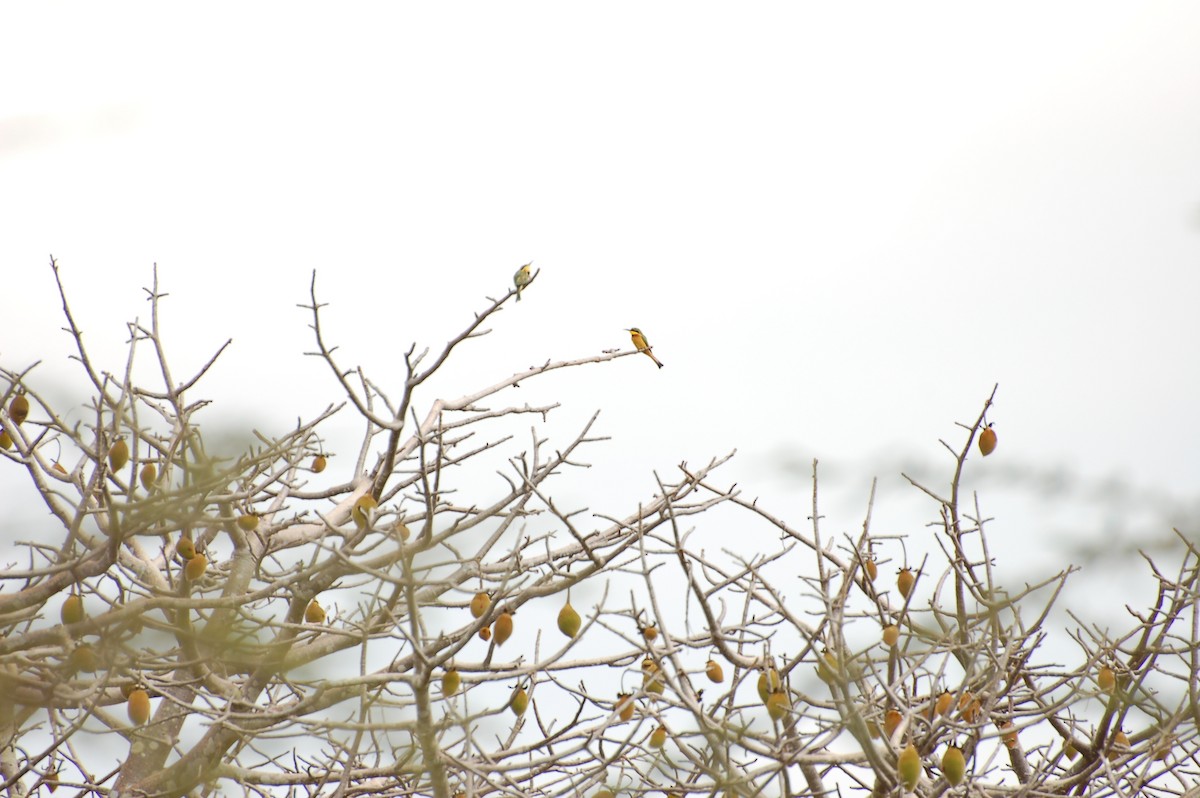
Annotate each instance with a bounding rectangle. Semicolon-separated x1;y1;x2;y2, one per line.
864;557;878;582
978;426;997;456
312;454;327;473
705;659;725;684
441;669;461;696
558;601;581;639
757;667;781;703
882;624;900;647
127;688;151;725
942;745;965;786
470;591;491;619
69;643;98;672
9;393;30;424
1000;721;1018;749
139;462;157;491
649;726;667;748
305;599;326;624
897;568;915;598
884;709;902;739
493;611;513;646
61;594;85;625
478;625;492;642
509;686;529;716
767;690;789;720
0;430;11;450
934;690;953;717
352;495;378;529
641;624;658;641
1109;729;1129;760
898;743;921;791
108;438;129;472
236;513;259;531
185;554;208;581
1097;665;1116;693
616;692;635;722
958;692;982;723
642;658;665;695
177;535;196;560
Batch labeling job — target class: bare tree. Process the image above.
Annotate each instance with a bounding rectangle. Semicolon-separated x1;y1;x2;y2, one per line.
1;259;1196;798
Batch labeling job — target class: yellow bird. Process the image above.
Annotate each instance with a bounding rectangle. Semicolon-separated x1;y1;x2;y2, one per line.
513;262;533;301
626;328;664;369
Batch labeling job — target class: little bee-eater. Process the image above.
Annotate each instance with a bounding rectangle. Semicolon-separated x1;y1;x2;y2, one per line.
626;328;664;369
513;262;533;301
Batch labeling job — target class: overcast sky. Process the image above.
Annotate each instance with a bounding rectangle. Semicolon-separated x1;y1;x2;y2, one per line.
3;4;1199;620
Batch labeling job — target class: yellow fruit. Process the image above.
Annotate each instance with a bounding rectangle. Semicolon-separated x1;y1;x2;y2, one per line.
305;599;326;624
470;591;491;619
816;649;840;684
184;554;208;581
9;393;29;424
494;611;513;645
642;658;665;695
898;743;921;791
127;688;151;725
978;426;997;456
0;430;11;450
177;535;196;560
766;690;790;720
884;709;902;739
942;745;965;786
236;513;259;531
510;686;529;716
705;659;725;684
312;454;327;473
395;520;411;541
478;625;492;642
1097;665;1116;693
352;495;378;529
757;667;781;703
897;568;915;598
934;691;953;717
139;462;156;491
958;692;982;723
616;692;635;722
1109;729;1129;760
864;557;878;582
882;624;900;647
1000;721;1017;749
649;726;667;748
69;643;98;672
441;669;461;696
108;438;129;472
557;601;581;638
641;624;658;641
61;594;85;625
1153;733;1174;761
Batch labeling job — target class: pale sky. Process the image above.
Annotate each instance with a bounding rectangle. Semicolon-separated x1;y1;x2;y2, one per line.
3;4;1200;618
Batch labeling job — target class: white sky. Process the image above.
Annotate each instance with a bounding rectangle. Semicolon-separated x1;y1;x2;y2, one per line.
3;4;1200;616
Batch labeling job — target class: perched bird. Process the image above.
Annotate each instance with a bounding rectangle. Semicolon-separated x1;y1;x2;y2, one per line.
626;328;664;369
513;262;533;302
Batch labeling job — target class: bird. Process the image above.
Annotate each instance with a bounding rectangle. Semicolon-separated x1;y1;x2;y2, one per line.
626;328;664;368
513;262;533;302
